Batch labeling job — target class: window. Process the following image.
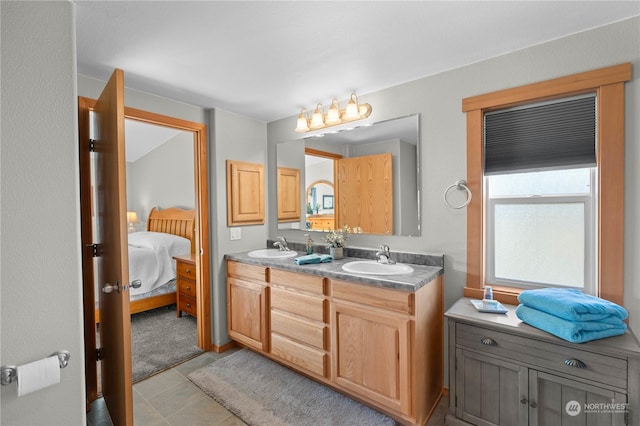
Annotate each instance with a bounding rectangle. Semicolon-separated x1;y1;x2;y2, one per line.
486;168;595;293
483;94;597;294
462;63;630;306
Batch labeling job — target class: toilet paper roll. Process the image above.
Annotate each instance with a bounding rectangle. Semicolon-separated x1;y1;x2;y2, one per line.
16;355;60;397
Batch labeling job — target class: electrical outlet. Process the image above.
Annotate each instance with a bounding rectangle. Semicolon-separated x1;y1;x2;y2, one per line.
230;227;242;241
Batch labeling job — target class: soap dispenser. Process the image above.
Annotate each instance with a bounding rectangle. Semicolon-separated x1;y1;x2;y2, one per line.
304;234;313;255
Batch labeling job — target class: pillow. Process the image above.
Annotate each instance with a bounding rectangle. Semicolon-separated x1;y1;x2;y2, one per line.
128;231;191;257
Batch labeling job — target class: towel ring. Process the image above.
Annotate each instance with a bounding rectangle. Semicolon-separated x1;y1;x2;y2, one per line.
443;179;472;209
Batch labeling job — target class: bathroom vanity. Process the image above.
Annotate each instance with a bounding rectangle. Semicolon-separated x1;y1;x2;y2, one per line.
225;249;444;426
445;298;640;426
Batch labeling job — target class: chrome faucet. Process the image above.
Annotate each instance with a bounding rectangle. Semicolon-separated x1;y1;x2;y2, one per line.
375;244;395;264
273;236;290;251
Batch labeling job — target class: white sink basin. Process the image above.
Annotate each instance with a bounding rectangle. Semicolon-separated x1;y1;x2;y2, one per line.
341;260;414;275
247;249;298;259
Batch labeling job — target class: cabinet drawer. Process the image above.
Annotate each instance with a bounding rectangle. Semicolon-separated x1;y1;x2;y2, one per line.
178;279;196;297
457;323;628;389
227;260;267;282
177;261;196;280
270;268;325;295
271;333;327;377
179;295;197;317
271;287;326;322
332;279;414;315
271;310;327;350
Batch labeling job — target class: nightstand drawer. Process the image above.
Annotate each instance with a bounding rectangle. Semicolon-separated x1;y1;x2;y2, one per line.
177;261;196;280
179;294;197;317
457;323;627;389
178;279;196;297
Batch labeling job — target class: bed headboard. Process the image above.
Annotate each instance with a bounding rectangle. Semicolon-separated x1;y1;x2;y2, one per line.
146;207;196;253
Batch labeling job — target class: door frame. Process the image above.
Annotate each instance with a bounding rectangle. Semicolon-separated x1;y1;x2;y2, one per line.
79;97;211;402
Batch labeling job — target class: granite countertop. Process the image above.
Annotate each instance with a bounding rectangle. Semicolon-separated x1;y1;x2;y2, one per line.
225;250;443;292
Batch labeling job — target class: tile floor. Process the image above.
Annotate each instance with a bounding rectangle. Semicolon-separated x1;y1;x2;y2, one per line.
86;349;448;426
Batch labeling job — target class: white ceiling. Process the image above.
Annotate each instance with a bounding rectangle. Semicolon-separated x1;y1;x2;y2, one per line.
76;1;639;124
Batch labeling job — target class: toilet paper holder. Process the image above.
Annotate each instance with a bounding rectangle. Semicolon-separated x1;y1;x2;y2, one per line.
1;351;70;386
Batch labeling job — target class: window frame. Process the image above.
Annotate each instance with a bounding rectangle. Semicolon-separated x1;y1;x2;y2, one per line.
462;63;630;306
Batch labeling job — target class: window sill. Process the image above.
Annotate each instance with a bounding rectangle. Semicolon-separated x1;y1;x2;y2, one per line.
463;285;522;306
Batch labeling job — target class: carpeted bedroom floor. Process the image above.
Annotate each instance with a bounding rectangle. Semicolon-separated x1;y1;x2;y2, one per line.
130;305;203;382
97;304;203;385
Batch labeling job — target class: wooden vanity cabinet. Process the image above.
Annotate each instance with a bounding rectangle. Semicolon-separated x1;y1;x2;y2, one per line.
226;260;444;426
227;261;269;352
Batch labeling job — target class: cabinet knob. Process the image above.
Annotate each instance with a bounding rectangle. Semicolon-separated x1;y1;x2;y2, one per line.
186;286;191;291
529;401;537;408
186;303;191;307
564;358;587;369
480;337;497;346
185;269;191;273
520;397;528;405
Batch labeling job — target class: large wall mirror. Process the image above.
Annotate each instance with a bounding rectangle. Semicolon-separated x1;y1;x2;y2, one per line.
276;114;420;236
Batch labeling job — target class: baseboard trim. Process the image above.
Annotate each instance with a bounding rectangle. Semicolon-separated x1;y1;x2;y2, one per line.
211;341;237;353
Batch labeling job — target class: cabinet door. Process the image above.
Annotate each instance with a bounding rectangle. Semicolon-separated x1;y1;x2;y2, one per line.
529;370;627;426
331;301;410;414
456;349;527;426
227;276;268;351
226;160;265;226
277;166;301;221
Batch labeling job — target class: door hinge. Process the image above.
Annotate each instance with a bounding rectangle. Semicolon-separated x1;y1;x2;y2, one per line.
88;243;103;257
89;138;96;152
96;348;102;361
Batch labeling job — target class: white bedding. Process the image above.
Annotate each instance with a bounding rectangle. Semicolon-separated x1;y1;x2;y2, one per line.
127;231;191;297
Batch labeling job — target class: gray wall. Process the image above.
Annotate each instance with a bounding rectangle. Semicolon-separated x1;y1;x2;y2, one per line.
209;109;269;345
268;17;640;346
127;131;195;229
1;1;85;424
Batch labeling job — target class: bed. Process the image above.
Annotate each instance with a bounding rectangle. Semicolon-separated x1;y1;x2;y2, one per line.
95;207;196;323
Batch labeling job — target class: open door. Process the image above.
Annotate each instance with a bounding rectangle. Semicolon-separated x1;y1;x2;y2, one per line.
82;68;134;425
337;152;393;234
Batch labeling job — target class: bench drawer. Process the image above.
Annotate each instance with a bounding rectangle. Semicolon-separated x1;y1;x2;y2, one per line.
457;323;627;389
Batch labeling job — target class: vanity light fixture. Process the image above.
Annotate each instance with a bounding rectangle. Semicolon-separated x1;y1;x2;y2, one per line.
295;93;372;132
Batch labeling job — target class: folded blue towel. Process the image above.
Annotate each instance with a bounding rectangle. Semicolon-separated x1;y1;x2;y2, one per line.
515;305;627;343
517;288;628;322
294;254;333;265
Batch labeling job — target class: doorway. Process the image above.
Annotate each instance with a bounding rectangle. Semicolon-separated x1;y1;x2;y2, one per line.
78;97;211;404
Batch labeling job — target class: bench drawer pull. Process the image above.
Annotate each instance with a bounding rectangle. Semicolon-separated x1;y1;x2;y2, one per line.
481;337;497;346
564;358;587;369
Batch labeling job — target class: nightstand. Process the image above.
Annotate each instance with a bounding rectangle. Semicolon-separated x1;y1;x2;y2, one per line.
173;254;196;318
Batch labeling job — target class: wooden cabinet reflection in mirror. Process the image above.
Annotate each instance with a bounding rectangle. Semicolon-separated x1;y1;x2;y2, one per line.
277;167;301;222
